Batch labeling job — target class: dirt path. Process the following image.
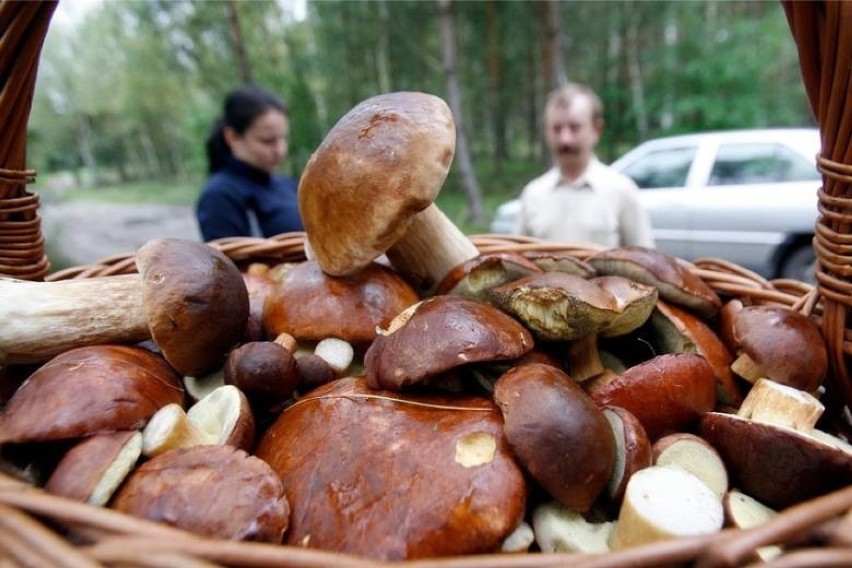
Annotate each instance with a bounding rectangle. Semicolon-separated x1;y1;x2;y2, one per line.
41;202;201;270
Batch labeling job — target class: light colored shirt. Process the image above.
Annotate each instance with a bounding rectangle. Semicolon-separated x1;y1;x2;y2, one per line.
519;158;655;248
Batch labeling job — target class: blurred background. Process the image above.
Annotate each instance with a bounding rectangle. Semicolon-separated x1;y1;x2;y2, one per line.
28;0;813;267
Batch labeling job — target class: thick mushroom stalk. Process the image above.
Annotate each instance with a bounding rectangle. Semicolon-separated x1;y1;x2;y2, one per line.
298;91;479;293
0;238;249;377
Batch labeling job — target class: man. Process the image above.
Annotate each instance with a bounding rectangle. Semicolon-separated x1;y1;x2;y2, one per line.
519;82;654;248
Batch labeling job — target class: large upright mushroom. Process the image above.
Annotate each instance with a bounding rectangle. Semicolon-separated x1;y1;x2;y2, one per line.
0;238;249;377
298;91;479;293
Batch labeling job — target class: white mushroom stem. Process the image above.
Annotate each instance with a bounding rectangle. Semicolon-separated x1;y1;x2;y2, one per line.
0;275;148;365
142;403;216;458
737;378;824;432
385;204;480;294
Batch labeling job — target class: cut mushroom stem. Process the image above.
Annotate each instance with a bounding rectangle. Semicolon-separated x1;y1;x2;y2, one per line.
314;338;355;376
737;378;824;432
568;335;605;382
142;404;216;458
730;352;763;384
0;275;149;365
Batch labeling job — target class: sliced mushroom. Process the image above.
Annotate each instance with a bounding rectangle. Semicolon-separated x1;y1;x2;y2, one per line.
0;345;184;445
652;433;729;500
533;501;616;554
602;406;652;505
0;238;249;377
364;295;534;391
587;246;721;318
298;91;478;292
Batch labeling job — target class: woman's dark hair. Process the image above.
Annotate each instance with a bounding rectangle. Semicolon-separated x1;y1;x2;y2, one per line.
205;85;289;174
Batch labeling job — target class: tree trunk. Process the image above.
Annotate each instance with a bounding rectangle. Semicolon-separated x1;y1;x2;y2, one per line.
375;0;391;93
485;0;506;169
75;114;100;187
437;0;485;225
138;127;162;178
547;0;567;87
225;0;254;84
625;12;649;141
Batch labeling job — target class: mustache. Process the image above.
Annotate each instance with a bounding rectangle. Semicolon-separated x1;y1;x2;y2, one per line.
556;145;580;156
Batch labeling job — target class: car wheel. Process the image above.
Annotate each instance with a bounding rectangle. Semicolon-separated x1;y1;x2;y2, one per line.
778;244;817;285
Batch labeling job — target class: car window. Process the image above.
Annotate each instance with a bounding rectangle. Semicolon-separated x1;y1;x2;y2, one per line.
619;146;697;189
708;143;820;186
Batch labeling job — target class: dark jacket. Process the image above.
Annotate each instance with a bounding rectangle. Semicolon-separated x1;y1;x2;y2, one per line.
196;157;304;241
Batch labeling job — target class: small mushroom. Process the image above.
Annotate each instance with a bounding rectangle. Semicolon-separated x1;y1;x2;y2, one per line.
587;246;721;318
224;341;300;415
729;305;827;393
0;238;249;377
365;295;534;391
45;431;143;506
263;260;419;353
298;91;479;292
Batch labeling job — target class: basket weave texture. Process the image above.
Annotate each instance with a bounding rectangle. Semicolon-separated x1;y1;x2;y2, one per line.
1;1;852;567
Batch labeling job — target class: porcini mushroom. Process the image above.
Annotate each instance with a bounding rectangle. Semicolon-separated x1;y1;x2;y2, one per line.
298;91;479;292
0;238;249;377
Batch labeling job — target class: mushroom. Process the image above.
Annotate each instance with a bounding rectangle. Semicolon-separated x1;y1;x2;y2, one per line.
45;430;143;506
610;465;724;550
728;305;828;393
141;385;255;458
435;252;542;302
587;246;721;318
532;501;616;554
493;363;616;512
586;353;717;440
648;300;742;407
254;376;527;560
522;251;597;278
0;238;249;377
262;260;419;354
652;432;729;500
111;444;289;543
297;91;479;293
364;295;534;391
224;341;300;415
602;406;652;505
723;490;782;562
0;345;184;445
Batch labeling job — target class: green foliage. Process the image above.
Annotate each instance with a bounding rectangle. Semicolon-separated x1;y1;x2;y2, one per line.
27;0;813;218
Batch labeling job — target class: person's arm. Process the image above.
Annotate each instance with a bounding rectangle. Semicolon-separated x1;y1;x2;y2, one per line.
196;186;251;241
619;185;655;248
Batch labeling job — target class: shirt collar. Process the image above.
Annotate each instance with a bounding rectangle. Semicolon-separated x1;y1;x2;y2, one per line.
225;156;273;186
554;157;601;191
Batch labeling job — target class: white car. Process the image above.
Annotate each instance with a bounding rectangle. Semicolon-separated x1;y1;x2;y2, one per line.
490;128;822;283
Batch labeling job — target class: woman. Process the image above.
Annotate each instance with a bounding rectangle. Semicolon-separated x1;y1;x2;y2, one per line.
196;85;303;241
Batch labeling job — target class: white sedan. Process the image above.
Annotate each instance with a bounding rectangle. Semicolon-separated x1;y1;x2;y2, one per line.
490;128;822;283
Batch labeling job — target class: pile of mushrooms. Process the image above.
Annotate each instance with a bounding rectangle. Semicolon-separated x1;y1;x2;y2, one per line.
0;92;850;562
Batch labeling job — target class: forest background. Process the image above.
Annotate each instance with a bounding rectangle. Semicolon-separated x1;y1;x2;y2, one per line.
29;0;814;233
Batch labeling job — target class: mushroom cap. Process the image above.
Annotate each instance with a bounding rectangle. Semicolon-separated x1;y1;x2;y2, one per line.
587;246;721;318
262;260;420;351
136;238;249;378
364;295;534;391
701;412;852;509
0;345;184;445
435;252;542;300
734;306;827;392
489;272;619;341
592;276;658;337
299;92;456;277
522;251;597;278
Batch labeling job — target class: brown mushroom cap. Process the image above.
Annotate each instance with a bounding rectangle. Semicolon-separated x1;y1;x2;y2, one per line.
45;430;142;506
587;246;721;318
489;272;619;341
299;92;456;277
136;238;249;377
493;363;616;512
254;377;526;560
733;306;827;392
263;260;419;351
586;353;717;440
522;251;597;278
700;412;852;509
365;295;534;391
0;345;184;445
592;276;658;337
112;444;289;542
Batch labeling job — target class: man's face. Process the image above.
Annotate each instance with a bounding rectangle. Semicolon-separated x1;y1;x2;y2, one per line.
544;95;601;174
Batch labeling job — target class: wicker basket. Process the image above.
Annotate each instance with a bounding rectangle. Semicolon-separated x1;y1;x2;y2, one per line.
2;1;851;566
